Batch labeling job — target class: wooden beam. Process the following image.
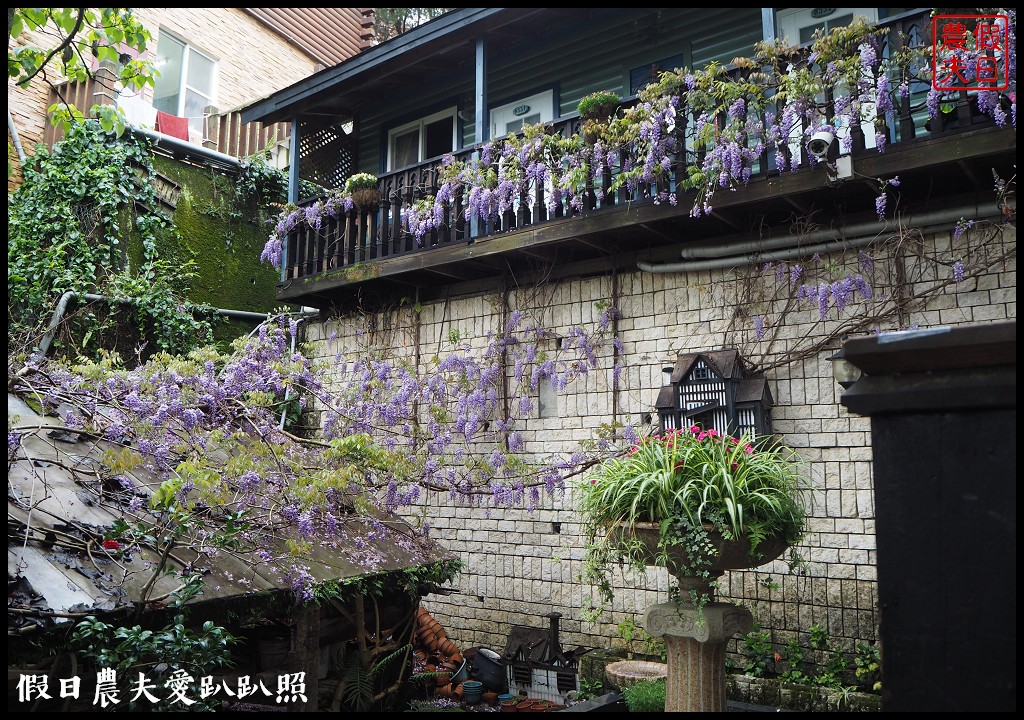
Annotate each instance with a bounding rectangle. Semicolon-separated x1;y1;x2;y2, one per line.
291;603;320;712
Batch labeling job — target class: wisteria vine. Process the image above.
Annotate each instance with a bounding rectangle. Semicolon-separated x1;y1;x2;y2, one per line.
9;309;627;600
260;13;1015;268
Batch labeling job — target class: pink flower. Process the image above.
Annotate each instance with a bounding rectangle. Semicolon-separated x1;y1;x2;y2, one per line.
690;425;701;434
731;463;739;471
744;444;754;454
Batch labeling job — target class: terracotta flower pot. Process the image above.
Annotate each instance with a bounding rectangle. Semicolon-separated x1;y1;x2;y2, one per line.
483;690;499;706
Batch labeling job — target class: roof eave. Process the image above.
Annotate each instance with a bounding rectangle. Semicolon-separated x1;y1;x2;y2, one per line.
240;7;510;124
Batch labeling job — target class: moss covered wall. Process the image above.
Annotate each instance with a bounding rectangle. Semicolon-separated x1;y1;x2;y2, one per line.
151;155;281;316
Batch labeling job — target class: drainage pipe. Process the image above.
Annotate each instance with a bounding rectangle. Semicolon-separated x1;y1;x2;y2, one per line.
637;203;1001;274
278;313;316;431
8;108;27;164
37;290;307;357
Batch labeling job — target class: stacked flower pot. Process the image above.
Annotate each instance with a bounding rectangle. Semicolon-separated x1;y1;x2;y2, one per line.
413;606;468;701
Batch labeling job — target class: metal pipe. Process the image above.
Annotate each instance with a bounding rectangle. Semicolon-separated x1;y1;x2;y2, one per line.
130;126;241;172
37;291;312;357
638;203;1002;273
8;108;27;164
278;314;314;431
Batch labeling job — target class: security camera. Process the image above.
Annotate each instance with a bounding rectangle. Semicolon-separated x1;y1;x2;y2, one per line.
808;130;837;161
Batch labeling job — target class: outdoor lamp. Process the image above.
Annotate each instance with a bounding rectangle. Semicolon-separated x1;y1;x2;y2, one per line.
829;344;862;389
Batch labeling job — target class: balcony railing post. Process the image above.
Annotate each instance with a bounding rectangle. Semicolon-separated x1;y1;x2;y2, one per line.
389;177;404;255
380;178;394;258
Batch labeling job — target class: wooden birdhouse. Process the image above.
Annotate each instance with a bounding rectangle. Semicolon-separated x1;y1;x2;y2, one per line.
655;349;773;438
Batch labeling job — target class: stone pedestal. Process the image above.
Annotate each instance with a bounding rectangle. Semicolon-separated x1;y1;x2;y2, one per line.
643;597;753;712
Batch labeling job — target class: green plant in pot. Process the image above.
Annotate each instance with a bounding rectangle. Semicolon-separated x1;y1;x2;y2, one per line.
578;425;808;618
577;90;622;143
344;171;381;211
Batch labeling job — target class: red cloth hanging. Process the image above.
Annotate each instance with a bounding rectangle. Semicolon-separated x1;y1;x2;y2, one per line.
155;110;190;141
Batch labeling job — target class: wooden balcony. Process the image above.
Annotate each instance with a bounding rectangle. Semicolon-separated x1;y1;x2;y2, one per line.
277;14;1015;308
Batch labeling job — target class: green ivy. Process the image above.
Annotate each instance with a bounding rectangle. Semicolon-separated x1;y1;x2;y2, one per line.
311;559;463;605
8;121;216;360
742;622;774;677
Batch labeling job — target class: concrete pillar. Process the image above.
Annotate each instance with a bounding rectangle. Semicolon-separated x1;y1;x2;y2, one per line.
644;599;753;712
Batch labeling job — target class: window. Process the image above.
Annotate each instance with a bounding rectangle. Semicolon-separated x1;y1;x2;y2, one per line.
153;31;216;133
630;53;686;96
387;107;457;171
489;90;554;139
775;8;878;46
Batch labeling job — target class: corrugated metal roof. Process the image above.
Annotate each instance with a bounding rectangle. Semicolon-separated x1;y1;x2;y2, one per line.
245;8;372;68
8;392;452;625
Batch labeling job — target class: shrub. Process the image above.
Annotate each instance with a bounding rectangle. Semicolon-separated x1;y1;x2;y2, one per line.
622;677;666;712
344;172;379;193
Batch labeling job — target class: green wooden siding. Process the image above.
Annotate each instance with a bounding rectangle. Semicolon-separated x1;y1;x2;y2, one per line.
349;8;763;176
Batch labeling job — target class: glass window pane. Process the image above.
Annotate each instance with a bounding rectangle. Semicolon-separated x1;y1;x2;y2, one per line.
186;49;215;96
392;129;420;169
184;90;210;132
154;33;184;112
424;116;453;159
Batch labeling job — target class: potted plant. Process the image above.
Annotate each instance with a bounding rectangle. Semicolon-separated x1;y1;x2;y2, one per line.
577;90;622;143
344;172;380;211
578;425;809;616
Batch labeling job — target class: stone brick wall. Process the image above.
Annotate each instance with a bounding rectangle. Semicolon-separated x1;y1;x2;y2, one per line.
302;223;1015;669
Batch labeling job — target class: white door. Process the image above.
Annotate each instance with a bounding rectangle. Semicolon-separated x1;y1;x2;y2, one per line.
489;90;554;139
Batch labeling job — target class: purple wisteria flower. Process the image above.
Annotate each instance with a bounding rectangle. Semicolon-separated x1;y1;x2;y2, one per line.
953;218;975;240
953;260;965;282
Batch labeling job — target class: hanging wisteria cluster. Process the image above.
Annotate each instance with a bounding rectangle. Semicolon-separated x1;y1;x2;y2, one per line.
260;12;1015;270
9;309;624;600
317;308;627;512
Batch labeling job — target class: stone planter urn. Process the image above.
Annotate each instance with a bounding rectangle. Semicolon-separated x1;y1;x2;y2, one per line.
627;522;790;713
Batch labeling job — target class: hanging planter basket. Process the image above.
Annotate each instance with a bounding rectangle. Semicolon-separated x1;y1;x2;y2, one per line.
351;188;381;212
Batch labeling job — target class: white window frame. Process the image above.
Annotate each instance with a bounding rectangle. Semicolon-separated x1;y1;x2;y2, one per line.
489;89;554;140
387;106;458;171
153;30;218;133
